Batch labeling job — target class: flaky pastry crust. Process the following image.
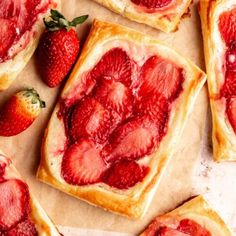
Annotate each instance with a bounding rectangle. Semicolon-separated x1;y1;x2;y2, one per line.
37;19;206;219
0;150;60;236
140;195;233;235
93;0;192;32
0;0;61;91
199;0;236;161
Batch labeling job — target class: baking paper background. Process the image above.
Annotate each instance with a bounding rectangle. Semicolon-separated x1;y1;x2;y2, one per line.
0;0;236;235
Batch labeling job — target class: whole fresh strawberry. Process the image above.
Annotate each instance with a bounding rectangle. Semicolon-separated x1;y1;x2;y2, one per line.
36;10;88;87
0;88;45;136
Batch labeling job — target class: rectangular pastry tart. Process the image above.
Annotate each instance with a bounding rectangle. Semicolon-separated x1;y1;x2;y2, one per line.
0;0;60;91
0;150;60;236
199;0;236;161
37;19;206;218
140;195;233;235
93;0;192;32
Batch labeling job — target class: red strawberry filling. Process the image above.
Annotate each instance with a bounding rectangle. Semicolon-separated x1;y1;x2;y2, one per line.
61;139;107;185
130;0;173;12
102;160;149;189
219;8;236;133
147;219;211;236
177;219;211;236
0;0;51;63
59;47;184;189
0;178;37;235
6;219;38;236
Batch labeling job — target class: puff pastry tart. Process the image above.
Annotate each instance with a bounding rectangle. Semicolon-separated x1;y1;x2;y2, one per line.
93;0;192;32
37;19;206;218
140;195;233;236
0;0;60;91
0;150;60;236
199;0;236;161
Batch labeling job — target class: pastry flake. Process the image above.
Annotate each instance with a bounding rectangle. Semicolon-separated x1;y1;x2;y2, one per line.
37;19;206;218
0;0;60;91
199;0;236;161
93;0;192;32
140;195;233;236
0;150;60;236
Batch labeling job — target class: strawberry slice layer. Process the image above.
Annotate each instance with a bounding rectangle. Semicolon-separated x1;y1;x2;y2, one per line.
131;0;172;10
219;8;236;46
177;219;211;236
135;93;170;127
0;179;29;231
93;78;134;120
61;139;107;185
138;56;184;101
226;97;236;133
6;219;38;236
90;47;132;87
0;0;51;62
102;160;149;189
69;97;115;144
104;116;161;163
218;9;236;133
156;227;188;236
60;47;185;189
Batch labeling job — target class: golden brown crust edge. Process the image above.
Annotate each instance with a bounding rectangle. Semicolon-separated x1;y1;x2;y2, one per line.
93;0;192;33
0;0;61;91
0;150;61;236
199;0;236;162
37;19;206;219
140;196;233;235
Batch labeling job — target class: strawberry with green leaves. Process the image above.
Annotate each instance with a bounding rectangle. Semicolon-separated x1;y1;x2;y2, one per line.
37;10;88;87
0;88;45;137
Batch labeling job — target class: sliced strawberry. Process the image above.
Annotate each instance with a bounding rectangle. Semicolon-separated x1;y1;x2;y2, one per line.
156;227;188;236
61;139;107;185
219;8;236;45
138;56;184;101
90;48;132;87
69;97;117;144
6;219;38;236
221;71;236;97
0;19;15;61
226;97;236;133
0;162;6;181
94;78;134;120
104;116;162;163
135;93;170;128
177;219;211;236
0;180;29;231
131;0;172;10
102;160;148;189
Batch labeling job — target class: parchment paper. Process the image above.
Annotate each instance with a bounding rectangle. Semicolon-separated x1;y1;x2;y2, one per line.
0;0;236;235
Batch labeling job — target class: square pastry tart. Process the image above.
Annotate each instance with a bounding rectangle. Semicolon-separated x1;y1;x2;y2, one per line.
199;0;236;161
140;195;233;235
0;0;60;91
92;0;192;32
37;19;206;218
0;150;60;236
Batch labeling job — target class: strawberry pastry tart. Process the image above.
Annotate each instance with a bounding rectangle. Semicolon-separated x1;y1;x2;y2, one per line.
140;196;233;236
0;0;60;91
0;150;60;235
37;20;206;218
93;0;192;32
200;0;236;161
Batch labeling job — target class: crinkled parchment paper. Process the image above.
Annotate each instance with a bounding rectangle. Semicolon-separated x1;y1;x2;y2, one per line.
0;0;235;235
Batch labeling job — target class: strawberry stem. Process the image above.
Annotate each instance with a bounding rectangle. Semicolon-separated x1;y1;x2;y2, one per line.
23;88;46;108
44;9;88;31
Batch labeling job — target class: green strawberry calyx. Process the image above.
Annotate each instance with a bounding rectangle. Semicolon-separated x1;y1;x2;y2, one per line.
22;88;46;108
44;9;89;31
